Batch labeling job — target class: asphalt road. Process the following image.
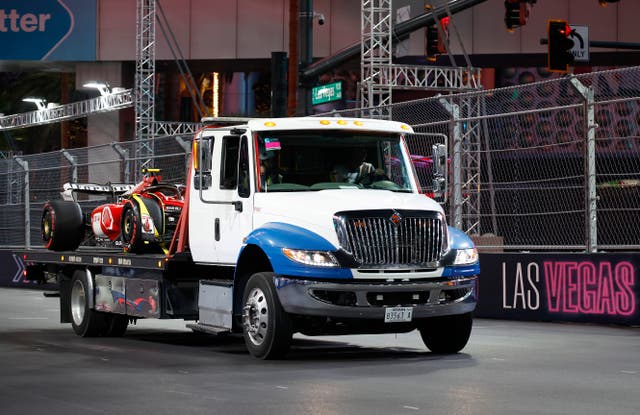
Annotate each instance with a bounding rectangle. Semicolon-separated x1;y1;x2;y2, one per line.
0;287;638;415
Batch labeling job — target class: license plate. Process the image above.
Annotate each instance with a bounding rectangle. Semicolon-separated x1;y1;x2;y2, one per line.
384;306;413;323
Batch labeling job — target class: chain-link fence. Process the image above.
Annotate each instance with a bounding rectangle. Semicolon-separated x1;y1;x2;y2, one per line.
327;66;640;251
1;66;638;251
0;135;190;247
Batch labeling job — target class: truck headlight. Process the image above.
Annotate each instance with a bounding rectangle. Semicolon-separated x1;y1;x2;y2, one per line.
282;248;339;267
454;248;478;265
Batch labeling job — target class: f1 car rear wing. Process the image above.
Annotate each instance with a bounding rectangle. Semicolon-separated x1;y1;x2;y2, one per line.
61;183;136;201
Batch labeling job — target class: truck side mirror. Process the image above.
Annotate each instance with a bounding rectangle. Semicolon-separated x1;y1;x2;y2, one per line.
432;143;447;202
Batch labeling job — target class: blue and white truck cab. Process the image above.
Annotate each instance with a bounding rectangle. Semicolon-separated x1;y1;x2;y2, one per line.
189;117;479;358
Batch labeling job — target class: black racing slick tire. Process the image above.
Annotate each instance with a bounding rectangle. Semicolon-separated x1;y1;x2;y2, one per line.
41;200;84;251
121;198;164;253
419;312;473;354
242;272;293;359
69;271;108;337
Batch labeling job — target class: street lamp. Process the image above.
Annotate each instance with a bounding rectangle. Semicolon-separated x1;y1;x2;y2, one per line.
22;97;49;110
83;81;111;97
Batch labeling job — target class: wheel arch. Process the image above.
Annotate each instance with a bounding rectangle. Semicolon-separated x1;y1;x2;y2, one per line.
233;244;273;319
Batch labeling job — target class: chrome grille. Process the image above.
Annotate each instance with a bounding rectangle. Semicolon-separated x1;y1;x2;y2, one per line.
334;210;446;267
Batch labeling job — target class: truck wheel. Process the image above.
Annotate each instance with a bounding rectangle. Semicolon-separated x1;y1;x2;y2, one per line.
242;272;292;359
104;315;129;337
41;201;84;251
70;271;107;337
419;312;473;354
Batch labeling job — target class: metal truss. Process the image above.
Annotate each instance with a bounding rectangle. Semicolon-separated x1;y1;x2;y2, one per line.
386;64;481;91
135;0;157;177
0;90;134;131
153;121;202;137
459;96;482;235
360;0;393;117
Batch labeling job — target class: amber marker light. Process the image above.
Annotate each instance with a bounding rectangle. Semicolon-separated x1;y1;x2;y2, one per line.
337;119;347;125
354;120;364;126
320;119;331;125
264;121;276;127
400;124;410;131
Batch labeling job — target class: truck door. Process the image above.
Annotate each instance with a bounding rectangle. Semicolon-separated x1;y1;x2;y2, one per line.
189;130;254;264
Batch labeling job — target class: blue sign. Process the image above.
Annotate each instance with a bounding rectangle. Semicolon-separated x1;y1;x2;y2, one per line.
0;0;96;61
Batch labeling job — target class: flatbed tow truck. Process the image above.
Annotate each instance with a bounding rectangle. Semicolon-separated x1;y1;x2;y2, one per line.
20;117;479;359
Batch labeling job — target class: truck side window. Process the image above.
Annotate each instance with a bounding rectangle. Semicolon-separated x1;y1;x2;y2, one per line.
220;135;240;190
238;136;250;198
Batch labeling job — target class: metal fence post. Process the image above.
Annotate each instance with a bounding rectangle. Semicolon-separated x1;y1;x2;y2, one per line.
174;136;192;176
61;150;78;183
570;76;597;252
112;143;130;184
14;157;30;248
439;97;463;230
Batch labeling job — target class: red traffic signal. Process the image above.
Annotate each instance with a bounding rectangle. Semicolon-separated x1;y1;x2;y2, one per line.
547;20;575;72
426;25;440;62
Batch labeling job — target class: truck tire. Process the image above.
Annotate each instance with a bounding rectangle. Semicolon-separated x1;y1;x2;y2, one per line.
241;272;292;359
69;271;108;337
419;312;473;354
41;200;84;251
104;315;129;337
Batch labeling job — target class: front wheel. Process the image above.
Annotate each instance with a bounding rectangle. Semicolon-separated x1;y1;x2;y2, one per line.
419;313;473;354
241;272;292;359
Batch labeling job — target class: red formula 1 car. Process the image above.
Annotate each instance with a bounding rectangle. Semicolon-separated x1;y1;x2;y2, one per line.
41;169;184;253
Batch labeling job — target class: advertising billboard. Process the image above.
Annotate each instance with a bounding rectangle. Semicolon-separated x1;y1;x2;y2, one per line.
0;0;96;60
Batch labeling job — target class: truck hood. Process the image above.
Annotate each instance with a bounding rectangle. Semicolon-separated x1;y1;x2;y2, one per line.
253;190;444;248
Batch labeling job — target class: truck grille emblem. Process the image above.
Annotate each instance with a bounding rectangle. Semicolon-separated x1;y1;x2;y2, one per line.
389;212;402;225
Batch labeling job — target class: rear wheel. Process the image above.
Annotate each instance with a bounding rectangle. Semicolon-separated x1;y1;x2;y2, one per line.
104;315;129;337
69;271;108;337
242;272;292;359
419;313;473;354
41;201;84;251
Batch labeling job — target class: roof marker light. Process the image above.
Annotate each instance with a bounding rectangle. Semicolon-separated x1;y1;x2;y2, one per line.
354;120;364;126
320;120;331;125
264;121;276;127
401;124;410;131
337;119;347;125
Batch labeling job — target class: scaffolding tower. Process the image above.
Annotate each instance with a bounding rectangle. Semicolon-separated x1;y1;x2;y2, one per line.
135;0;157;177
359;0;483;234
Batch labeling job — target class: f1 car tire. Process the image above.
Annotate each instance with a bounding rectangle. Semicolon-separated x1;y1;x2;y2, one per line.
41;200;84;251
121;198;164;253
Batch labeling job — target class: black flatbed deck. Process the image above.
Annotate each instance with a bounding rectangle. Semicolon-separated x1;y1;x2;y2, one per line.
20;248;192;271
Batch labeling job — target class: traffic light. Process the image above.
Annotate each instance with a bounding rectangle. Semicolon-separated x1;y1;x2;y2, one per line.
426;25;440;62
504;0;536;31
504;0;521;31
547;20;575;72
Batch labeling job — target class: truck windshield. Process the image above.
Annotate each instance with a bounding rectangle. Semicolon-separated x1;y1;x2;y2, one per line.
256;130;413;192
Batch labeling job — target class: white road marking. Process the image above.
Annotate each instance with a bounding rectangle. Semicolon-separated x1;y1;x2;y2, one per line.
403;405;420;410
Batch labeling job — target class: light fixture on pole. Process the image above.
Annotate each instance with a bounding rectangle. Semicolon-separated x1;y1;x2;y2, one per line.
83;81;111;97
22;97;48;110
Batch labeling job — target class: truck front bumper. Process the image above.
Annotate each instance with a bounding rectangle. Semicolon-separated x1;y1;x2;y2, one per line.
273;275;477;320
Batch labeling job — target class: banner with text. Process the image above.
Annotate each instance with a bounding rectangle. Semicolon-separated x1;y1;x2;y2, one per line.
476;253;639;325
0;0;96;60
